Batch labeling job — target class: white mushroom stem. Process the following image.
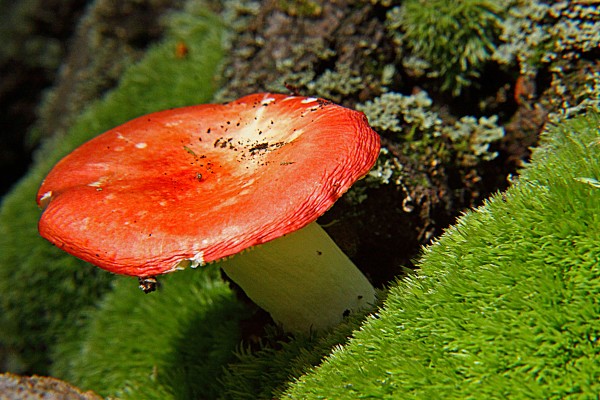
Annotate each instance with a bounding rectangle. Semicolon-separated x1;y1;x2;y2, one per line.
220;221;376;333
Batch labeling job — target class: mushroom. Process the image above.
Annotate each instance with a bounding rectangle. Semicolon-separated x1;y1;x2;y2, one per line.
37;93;380;333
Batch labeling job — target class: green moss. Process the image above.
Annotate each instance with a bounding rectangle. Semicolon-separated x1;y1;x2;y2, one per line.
0;2;226;374
54;267;246;400
387;0;509;95
283;111;600;398
57;268;380;400
218;296;384;400
0;175;114;373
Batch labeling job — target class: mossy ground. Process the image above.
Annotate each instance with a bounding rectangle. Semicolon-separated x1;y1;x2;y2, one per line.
1;0;599;398
0;2;226;374
284;112;600;399
52;111;600;399
55;268;247;400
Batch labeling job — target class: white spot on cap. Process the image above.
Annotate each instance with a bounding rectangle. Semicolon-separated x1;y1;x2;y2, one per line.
87;176;109;188
165;120;183;127
88;162;110;170
171;251;205;272
262;97;276;105
301;97;318;104
39;191;53;209
189;251;205;268
81;217;91;229
40;191;52;202
135;142;147;149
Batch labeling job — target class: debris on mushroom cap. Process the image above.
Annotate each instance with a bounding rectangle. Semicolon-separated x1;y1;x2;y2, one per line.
37;93;380;277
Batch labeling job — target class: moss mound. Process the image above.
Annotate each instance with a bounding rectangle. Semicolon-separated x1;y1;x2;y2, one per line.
0;3;226;373
55;112;600;399
284;112;600;398
56;267;246;399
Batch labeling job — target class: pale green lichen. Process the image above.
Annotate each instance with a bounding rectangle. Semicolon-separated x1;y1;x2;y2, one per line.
277;0;322;17
265;70;316;94
356;91;442;134
367;148;401;186
442;115;504;165
401;55;431;79
358;90;504;163
357;90;504;179
380;64;396;87
345;148;405;204
257;37;336;95
265;63;365;103
547;70;600;123
307;69;364;103
218;0;261;36
493;1;600;75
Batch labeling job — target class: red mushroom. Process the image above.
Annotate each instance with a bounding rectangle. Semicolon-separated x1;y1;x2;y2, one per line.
37;93;380;332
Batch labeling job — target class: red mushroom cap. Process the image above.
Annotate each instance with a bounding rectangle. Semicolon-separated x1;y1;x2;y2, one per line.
37;93;380;277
